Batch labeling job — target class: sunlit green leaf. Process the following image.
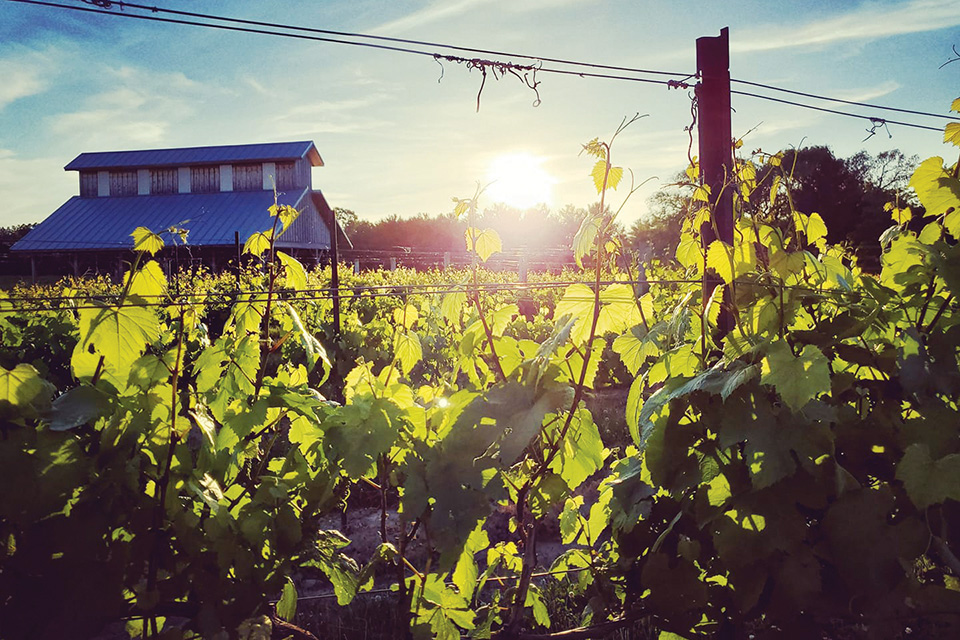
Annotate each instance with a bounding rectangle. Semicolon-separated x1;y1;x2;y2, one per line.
270;203;300;233
555;284;595;344
910;157;960;220
464;227;501;262
761;341;830;412
276;251;307;290
131;226;164;256
392;303;419;329
944;122;960;148
573;213;602;267
244;229;273;256
394;330;422;375
0;363;52;419
707;240;733;284
276;578;297;622
125;260;167;299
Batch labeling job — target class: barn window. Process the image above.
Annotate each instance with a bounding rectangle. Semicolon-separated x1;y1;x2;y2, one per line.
110;170;137;196
233;163;263;191
191;165;220;193
79;171;98;197
150;168;179;195
276;162;298;190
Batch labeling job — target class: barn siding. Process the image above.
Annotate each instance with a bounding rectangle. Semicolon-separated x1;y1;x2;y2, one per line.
80;172;98;197
191;166;220;193
151;168;179;195
110;170;137;196
233;163;263;191
277;162;298;190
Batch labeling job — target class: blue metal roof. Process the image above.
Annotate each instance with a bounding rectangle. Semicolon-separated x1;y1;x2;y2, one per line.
11;189;331;252
64;141;323;171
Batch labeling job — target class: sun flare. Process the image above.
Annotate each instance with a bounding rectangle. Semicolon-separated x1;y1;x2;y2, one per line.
485;153;555;210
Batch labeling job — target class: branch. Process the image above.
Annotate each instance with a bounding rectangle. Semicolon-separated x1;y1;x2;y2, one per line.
503;610;649;640
271;614;319;640
932;534;960;578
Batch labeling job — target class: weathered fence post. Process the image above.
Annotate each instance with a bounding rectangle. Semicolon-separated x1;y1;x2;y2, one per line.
325;206;341;340
696;26;734;335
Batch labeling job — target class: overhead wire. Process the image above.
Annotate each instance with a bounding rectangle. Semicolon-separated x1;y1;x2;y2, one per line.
731;78;956;121
6;0;690;89
729;90;946;133
5;0;953;133
82;0;695;79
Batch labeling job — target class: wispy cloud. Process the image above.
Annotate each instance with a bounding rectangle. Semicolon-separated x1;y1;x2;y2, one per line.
0;47;56;110
371;0;596;35
371;0;491;35
0;149;73;225
832;80;900;103
46;66;201;148
268;96;392;138
734;0;960;53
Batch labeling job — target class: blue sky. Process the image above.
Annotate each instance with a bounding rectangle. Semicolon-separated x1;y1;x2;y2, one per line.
1;0;958;228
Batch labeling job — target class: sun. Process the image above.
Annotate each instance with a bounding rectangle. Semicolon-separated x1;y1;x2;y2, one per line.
485;153;556;210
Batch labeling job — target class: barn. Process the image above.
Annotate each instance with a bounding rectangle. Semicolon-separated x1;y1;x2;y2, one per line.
11;141;345;278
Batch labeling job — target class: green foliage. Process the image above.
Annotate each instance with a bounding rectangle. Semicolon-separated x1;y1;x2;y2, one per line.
3;106;960;640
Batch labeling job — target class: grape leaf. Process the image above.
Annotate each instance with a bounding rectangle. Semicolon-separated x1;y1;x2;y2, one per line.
0;363;53;419
452;525;489;600
945;122;960;148
392;304;419;329
573;213;602;267
276;578;297;622
464;227;501;262
125;260;167;299
131;226;164;255
910;157;960;219
244;230;273;256
707;240;733;284
555;284;595;344
896;444;960;509
394;330;422;375
276;251;307;290
761;341;830;412
591;159;622;193
78;303;159;373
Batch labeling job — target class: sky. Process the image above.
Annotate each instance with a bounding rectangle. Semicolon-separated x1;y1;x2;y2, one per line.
1;0;958;230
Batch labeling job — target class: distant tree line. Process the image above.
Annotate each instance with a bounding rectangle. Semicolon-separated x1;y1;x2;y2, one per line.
627;147;918;265
0;224;35;251
335;203;595;253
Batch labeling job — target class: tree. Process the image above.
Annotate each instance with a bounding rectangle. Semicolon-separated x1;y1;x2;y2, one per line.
627;177;691;259
333;207;359;237
626;147;920;267
0;224;35;248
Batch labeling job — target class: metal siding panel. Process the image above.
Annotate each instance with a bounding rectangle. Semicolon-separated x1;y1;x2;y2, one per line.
12;191;322;251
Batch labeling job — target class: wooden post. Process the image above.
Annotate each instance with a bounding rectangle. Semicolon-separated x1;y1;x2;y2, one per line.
696;27;734;334
327;207;341;339
234;231;241;290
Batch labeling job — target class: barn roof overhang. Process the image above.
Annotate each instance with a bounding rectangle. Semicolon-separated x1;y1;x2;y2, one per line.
64;141;323;172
